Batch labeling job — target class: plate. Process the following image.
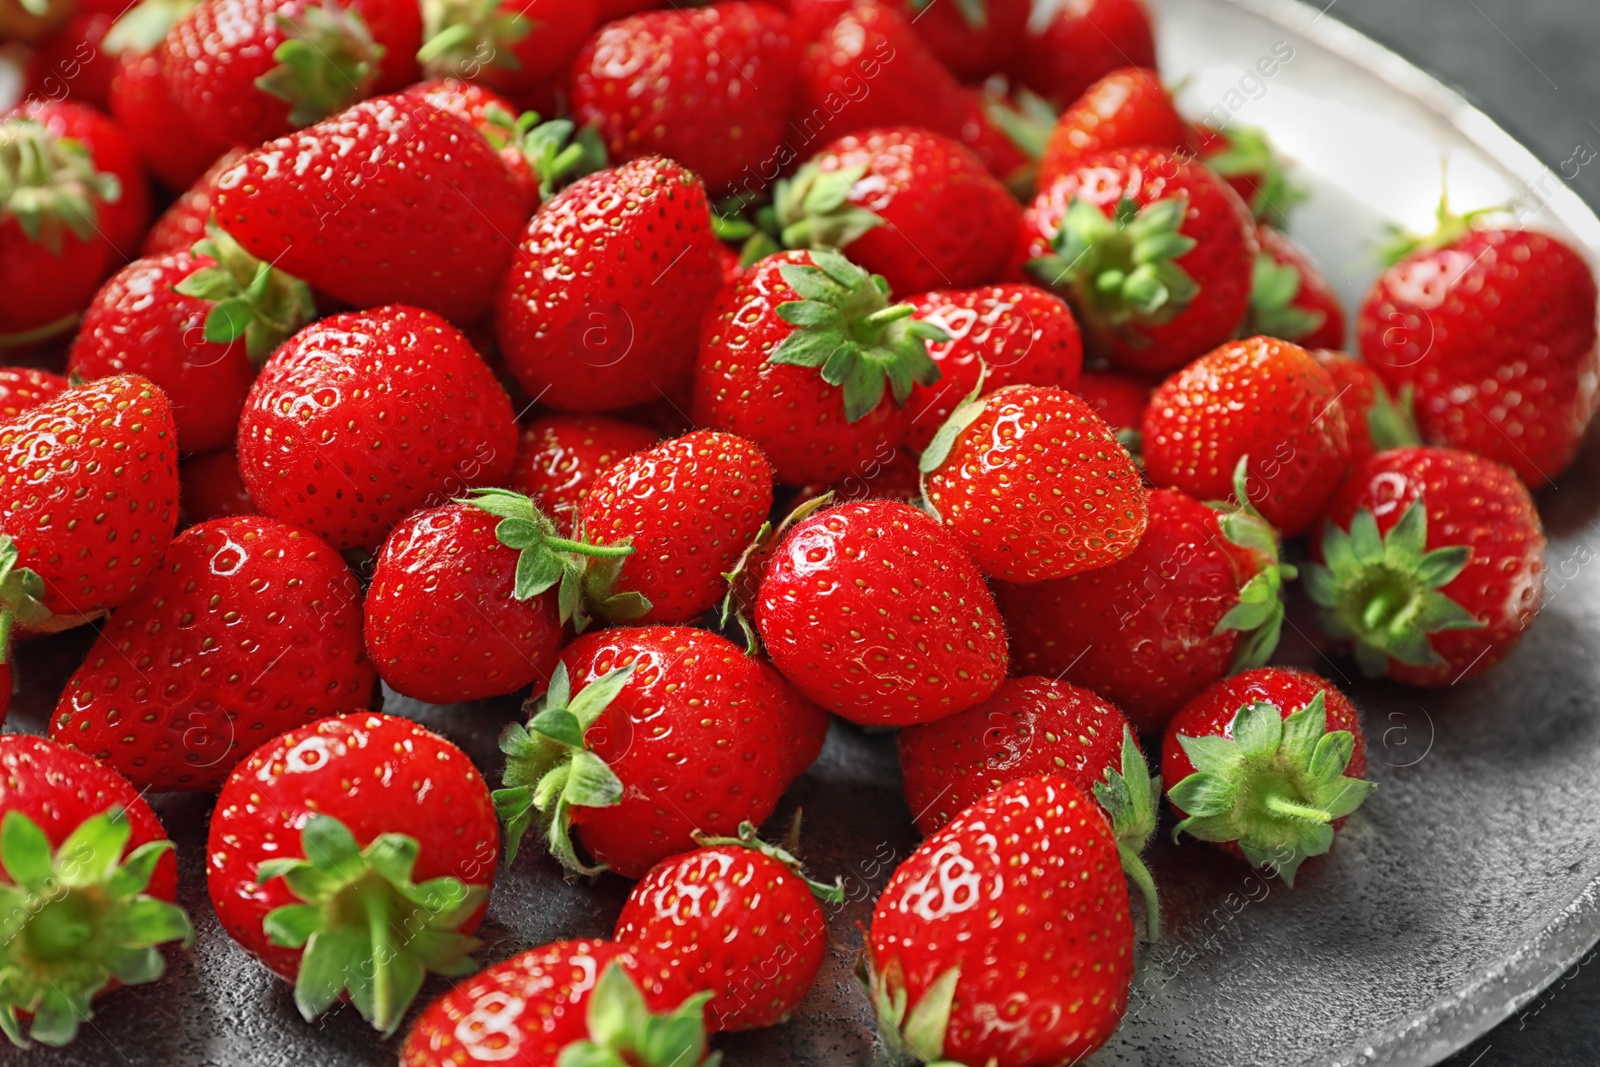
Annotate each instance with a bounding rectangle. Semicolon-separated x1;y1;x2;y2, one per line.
11;0;1600;1064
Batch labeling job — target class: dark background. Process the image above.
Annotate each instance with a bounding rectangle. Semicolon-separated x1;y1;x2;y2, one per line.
1323;5;1600;1064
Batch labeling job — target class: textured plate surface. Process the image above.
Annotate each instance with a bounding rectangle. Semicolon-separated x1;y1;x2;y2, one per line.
11;0;1600;1065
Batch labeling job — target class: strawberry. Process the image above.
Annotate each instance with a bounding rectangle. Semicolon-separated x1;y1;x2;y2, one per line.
1305;446;1545;686
0;735;191;1048
1143;335;1351;537
18;99;151;260
1020;0;1156;110
496;157;724;411
1036;67;1187;191
68;227;316;454
866;775;1133;1067
787;0;1026;82
0;367;67;418
0;375;179;644
1024;147;1258;375
207;712;497;1033
1162;667;1373;884
109;50;232;193
212;93;528;323
1309;348;1419;468
1358;207;1600;486
1075;368;1152;435
614;822;841;1032
418;0;597;92
692;248;946;485
920;385;1147;583
139;148;246;256
237;305;517;552
401;939;716;1067
179;448;259;523
773;127;1023;296
495;626;794;878
510;414;660;535
571;3;798;195
754;498;1008;725
1191;123;1305;229
997;482;1294;734
23;10;119;110
1245;223;1346;351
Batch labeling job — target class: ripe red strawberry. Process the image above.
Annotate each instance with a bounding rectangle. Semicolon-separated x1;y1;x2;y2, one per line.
1143;335;1351;537
402;939;714;1067
207;713;497;1033
693;249;946;485
495;626;793;878
1191;123;1304;228
213;94;527;323
903;284;1084;452
754;499;1007;725
68;227;315;453
110;50;232;193
0;367;67;418
1246;224;1346;351
786;0;1026;81
139;148;246;256
24;10;119;109
50;515;375;790
1020;0;1155;110
614;823;840;1032
1036;67;1186;190
571;3;798;195
1306;446;1545;686
920;385;1147;583
418;0;596;91
774;127;1022;296
19;99;151;260
1162;667;1373;884
179;448;259;523
1023;147;1258;375
511;414;660;534
997;484;1293;734
237;305;517;552
866;775;1133;1067
497;157;724;411
1359;212;1600;486
1075;369;1152;434
0;375;178;644
0;735;190;1047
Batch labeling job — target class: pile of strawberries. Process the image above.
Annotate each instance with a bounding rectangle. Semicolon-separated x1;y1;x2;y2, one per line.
0;0;1591;1060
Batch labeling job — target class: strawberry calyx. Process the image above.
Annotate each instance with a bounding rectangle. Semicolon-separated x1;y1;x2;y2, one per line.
1200;124;1304;228
1209;458;1298;672
718;491;835;654
981;87;1055;162
859;956;961;1067
102;0;200;52
916;373;991;476
256;813;486;1036
1377;185;1504;267
772;162;885;251
1090;727;1162;942
1168;692;1376;886
906;0;984;27
483;107;606;202
560;961;722;1067
416;0;531;79
0;115;121;254
171;222;316;362
254;0;384;129
1366;380;1422;451
0;808;192;1049
689;817;845;905
1302;497;1482;677
0;536;52;664
768;249;947;423
493;661;636;877
1245;251;1325;343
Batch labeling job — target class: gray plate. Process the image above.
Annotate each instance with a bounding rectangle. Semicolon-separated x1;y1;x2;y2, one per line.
11;0;1600;1064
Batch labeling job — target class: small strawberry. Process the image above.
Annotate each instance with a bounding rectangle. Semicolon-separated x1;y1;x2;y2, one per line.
1024;147;1258;375
207;713;497;1033
920;385;1147;583
495;626;793;878
866;775;1133;1067
139;148;246;256
1036;67;1187;190
1305;446;1545;686
510;414;659;534
418;0;597;92
1245;224;1346;351
179;448;259;523
24;10;119;110
1075;368;1152;435
0;366;67;418
1309;348;1419;468
1191;123;1305;228
754;498;1008;726
237;305;517;552
18;99;151;260
1020;0;1156;110
1162;667;1373;884
1143;336;1351;537
497;157;724;411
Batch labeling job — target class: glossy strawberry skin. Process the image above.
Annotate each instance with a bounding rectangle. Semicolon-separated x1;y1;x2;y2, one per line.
1075;369;1152;434
1036;67;1186;190
0;217;110;337
1358;227;1600;486
923;386;1148;583
21;99;152;259
140;148;248;256
1321;447;1545;686
869;775;1133;1067
0;375;179;630
1021;0;1156;110
756;500;1008;726
1143;336;1350;537
996;488;1259;735
580;430;774;624
50;516;376;791
511;415;660;535
365;503;563;705
238;305;517;552
179;448;259;524
0;366;67;418
207;713;497;982
1310;350;1383;467
110;50;232;194
1255;224;1347;350
615;845;827;1031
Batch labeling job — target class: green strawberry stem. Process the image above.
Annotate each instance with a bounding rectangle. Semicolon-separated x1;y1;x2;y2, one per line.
1246;251;1325;342
690;818;845;905
861;957;959;1067
1301;497;1482;677
1201;125;1304;228
562;961;723;1067
0;808;193;1049
982;87;1055;162
417;0;531;78
481;105;607;201
257;814;486;1036
1167;692;1376;886
1208;458;1298;672
1378;181;1506;267
103;0;200;53
0;536;52;665
172;223;316;362
255;0;384;128
719;492;835;654
1091;727;1162;942
773;162;885;251
1366;381;1422;450
0;116;121;254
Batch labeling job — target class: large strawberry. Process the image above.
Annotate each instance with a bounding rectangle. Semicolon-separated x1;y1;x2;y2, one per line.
1305;446;1545;686
212;93;527;323
1163;667;1373;884
19;99;151;260
207;713;498;1034
1023;146;1257;375
1020;0;1156;110
920;385;1147;583
50;515;375;790
418;0;596;92
866;775;1133;1067
1245;224;1346;351
496;157;724;411
0;735;191;1048
237;305;517;552
0;367;67;418
495;626;793;878
1035;67;1187;190
511;414;660;534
